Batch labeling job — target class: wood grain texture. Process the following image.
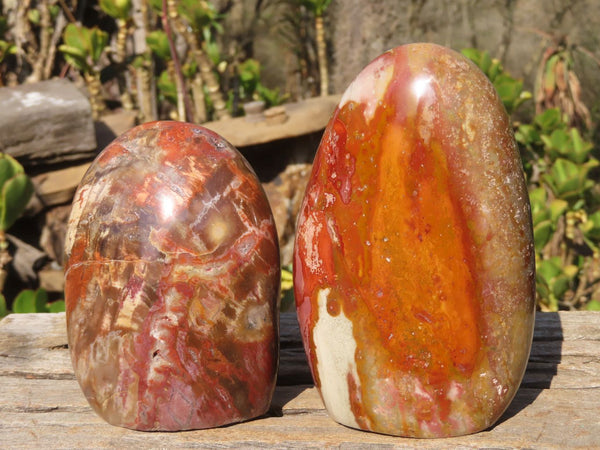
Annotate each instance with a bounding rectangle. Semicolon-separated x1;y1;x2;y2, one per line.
1;311;599;448
202;95;341;147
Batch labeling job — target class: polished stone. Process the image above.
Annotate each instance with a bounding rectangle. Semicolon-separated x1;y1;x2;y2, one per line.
293;43;535;437
65;121;280;431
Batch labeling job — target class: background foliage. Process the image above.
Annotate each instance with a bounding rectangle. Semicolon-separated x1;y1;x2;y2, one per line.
463;48;600;311
0;0;327;122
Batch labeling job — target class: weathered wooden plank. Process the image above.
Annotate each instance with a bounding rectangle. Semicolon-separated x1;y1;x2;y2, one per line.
203;95;341;148
0;312;73;380
2;312;600;388
1;312;600;448
32;163;90;207
1;384;599;448
534;311;600;341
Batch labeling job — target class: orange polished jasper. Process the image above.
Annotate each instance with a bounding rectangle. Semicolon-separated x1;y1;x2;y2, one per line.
294;43;535;437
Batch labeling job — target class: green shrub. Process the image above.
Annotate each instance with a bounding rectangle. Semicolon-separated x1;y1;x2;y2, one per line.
464;48;600;311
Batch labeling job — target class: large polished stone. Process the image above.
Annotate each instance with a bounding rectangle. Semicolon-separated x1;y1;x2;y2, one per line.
293;43;535;437
65;121;280;431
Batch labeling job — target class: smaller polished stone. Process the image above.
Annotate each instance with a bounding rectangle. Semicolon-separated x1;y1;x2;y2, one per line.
65;121;280;431
294;43;535;438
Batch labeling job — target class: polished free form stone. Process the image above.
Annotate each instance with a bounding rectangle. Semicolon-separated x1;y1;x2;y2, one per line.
65;121;280;431
294;43;535;437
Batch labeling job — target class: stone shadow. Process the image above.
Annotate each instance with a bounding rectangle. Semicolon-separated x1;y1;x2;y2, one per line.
492;311;563;428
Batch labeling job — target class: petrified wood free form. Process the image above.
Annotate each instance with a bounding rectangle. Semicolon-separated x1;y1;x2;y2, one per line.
294;43;536;437
64;122;280;431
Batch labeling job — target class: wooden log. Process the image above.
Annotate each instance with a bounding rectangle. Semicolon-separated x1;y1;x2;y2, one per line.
203;95;341;148
0;79;97;168
32;164;90;207
0;311;599;448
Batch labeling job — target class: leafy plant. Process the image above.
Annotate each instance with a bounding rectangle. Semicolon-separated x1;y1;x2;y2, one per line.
465;48;600;311
59;24;108;74
0;154;34;233
536;258;579;311
529;187;568;252
461;48;532;115
238;58;261;102
59;24;109;118
12;288;64;314
99;0;132;21
0;293;7;317
147;30;172;62
0;154;34;316
258;85;289;107
235;59;290;110
177;0;223;35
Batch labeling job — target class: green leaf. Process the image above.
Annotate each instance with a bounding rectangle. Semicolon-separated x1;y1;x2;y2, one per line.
157;70;177;105
534;108;564;132
0;40;16;64
146;30;171;61
533;220;553;251
541;128;570;160
562;264;579;279
13;290;37;313
548;199;568;222
551;273;571;299
203;31;222;66
99;0;132;20
13;289;49;313
0;154;23;190
63;23;88;54
35;288;48;312
61;24;107;70
479;50;492;75
49;4;60;20
515;124;541;147
569;128;593;164
89;27;109;64
298;0;333;16
529;186;547;205
586;299;600;311
494;74;523;114
48;300;66;313
58;45;89;72
582;211;600;241
544;158;599;201
537;257;563;284
28;9;41;26
0;173;34;231
461;48;482;66
239;58;261;100
487;59;502;82
178;0;221;33
535;272;551;302
0;293;7;317
182;61;198;79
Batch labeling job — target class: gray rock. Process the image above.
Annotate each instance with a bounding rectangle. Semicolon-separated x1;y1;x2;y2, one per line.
0;78;97;167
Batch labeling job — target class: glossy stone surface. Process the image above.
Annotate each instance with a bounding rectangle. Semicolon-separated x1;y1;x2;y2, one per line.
65;121;280;431
294;44;535;437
